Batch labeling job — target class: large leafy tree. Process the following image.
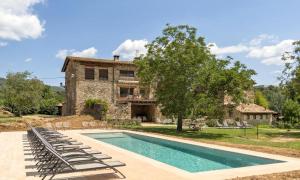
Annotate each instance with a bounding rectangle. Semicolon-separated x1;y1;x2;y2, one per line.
135;25;256;131
0;72;44;116
0;72;64;116
280;41;300;101
282;99;300;125
255;85;286;114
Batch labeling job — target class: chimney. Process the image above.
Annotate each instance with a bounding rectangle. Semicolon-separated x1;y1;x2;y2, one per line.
113;55;120;61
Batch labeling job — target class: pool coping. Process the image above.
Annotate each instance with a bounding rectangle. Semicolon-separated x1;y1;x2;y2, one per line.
64;129;300;180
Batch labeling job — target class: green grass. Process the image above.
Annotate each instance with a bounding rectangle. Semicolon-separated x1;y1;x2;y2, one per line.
127;126;300;150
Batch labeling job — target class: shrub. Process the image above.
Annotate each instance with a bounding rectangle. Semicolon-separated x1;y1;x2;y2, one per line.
84;98;109;116
39;98;59;115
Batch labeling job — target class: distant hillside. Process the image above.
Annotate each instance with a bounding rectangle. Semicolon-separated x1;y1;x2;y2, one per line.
50;86;65;92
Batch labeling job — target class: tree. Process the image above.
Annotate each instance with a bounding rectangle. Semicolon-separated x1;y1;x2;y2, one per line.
280;40;300;101
39;85;60;115
135;24;256;131
255;85;286;114
255;90;269;108
282;99;300;126
0;72;44;116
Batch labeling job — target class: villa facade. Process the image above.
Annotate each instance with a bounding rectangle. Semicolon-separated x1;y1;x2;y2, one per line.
61;56;162;122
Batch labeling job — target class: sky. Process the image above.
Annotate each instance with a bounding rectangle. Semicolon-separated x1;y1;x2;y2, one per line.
0;0;299;86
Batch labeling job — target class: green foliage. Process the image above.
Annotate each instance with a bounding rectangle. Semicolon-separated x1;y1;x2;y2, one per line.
85;98;109;115
39;98;59;115
255;90;269;108
0;72;64;116
280;40;300;101
282;99;300;126
0;72;44;116
135;24;256;131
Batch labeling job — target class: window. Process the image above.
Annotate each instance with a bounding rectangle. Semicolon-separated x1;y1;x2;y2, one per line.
140;88;146;97
260;114;263;119
85;68;94;80
120;87;134;97
99;69;108;80
120;70;134;77
247;114;250;120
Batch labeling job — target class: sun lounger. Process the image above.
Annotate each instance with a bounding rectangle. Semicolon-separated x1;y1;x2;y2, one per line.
26;125;125;179
235;121;244;128
216;121;223;128
223;120;230;128
242;121;252;128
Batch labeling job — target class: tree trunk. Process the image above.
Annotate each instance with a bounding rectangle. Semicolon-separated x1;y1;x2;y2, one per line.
177;113;183;132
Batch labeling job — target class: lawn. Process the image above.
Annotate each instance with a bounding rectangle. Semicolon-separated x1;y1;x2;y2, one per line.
128;125;300;151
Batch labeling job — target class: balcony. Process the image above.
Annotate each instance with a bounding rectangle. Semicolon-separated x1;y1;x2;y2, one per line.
117;95;156;105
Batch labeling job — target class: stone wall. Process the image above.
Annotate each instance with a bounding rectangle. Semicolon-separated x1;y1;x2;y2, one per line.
63;61;77;115
63;60;160;121
108;103;131;120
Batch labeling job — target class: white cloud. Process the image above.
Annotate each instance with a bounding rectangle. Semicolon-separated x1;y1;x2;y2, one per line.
208;43;249;55
209;34;295;66
247;39;294;58
55;47;98;60
0;42;7;47
249;34;278;46
261;56;284;66
0;0;45;41
25;58;32;62
113;39;148;60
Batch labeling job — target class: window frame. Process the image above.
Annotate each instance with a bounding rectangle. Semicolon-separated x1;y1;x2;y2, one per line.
119;70;135;77
99;69;109;81
120;87;134;97
85;67;95;80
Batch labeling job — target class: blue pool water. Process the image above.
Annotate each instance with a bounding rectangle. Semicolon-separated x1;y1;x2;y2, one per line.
84;132;283;172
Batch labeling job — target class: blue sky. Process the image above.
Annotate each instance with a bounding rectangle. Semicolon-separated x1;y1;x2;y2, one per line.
0;0;299;86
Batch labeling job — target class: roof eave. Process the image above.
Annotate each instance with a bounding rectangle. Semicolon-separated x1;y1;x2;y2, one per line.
61;56;71;72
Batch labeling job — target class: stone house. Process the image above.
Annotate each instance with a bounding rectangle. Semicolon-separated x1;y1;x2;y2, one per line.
224;95;277;124
61;56;162;122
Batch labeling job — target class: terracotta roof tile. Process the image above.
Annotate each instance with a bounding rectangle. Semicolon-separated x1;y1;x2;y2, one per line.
236;103;276;114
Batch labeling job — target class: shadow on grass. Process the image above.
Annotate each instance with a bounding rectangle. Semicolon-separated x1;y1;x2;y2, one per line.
130;127;230;140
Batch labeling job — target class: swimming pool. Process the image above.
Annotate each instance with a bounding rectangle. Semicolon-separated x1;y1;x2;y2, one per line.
84;132;284;172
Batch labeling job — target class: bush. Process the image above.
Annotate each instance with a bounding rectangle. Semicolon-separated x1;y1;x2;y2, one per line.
276;121;285;129
39;98;59;115
84;98;109;116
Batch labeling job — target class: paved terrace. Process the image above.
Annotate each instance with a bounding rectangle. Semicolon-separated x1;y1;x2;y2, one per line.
1;130;300;180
